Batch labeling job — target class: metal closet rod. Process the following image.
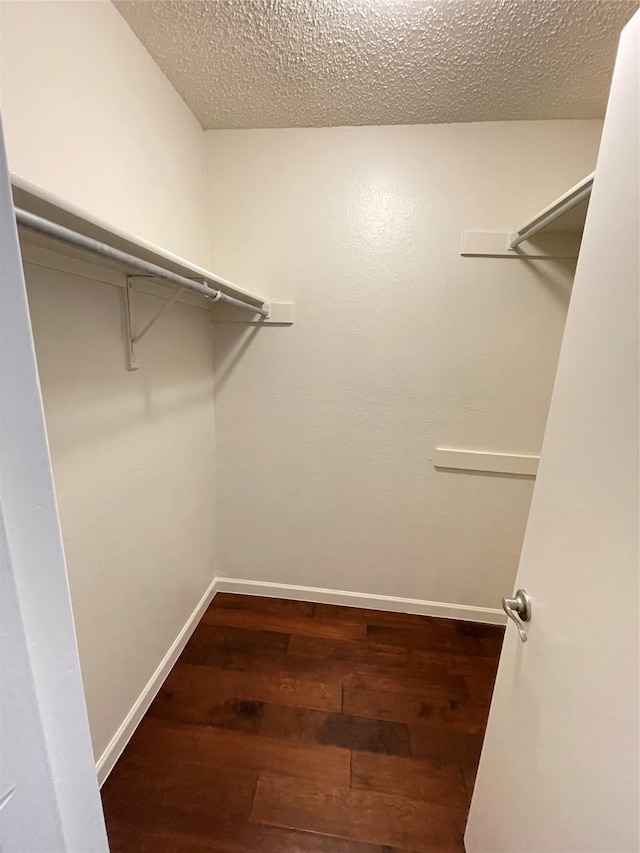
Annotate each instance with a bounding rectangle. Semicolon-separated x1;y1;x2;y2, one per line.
14;207;270;318
509;173;594;250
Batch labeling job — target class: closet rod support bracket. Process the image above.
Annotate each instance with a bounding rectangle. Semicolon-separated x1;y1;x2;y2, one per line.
124;277;138;371
124;276;189;371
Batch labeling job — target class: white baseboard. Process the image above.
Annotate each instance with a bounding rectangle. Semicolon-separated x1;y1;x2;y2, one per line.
213;577;507;626
95;577;217;786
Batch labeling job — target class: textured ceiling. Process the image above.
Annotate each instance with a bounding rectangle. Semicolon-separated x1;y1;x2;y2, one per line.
114;0;638;129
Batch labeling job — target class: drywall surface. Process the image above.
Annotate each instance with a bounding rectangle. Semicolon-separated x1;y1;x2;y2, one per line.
22;245;216;763
206;120;602;610
0;0;209;267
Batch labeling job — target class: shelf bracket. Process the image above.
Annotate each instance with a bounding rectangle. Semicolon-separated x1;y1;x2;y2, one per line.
124;277;137;371
124;276;187;371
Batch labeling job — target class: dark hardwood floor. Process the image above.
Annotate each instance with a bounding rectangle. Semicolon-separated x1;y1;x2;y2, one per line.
101;594;503;852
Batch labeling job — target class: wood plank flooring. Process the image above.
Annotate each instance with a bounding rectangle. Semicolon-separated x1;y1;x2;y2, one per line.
101;594;504;852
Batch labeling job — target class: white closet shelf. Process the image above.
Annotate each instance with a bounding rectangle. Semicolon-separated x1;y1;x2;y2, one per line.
461;171;594;259
11;174;268;311
433;448;539;477
508;172;594;249
12;176;294;371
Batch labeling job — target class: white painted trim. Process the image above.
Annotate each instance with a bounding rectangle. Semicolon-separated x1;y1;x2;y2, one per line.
460;230;581;258
95;577;217;786
211;301;294;325
212;577;507;626
20;244;294;325
20;242;212;310
433;448;539;477
12;174;267;305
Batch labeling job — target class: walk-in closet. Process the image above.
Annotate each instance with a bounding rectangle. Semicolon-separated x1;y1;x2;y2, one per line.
1;2;638;852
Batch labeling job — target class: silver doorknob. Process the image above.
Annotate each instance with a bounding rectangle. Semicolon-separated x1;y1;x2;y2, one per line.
502;589;532;643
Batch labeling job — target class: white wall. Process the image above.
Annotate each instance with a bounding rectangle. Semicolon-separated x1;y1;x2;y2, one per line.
0;0;209;267
0;0;218;770
206;121;602;611
22;245;217;766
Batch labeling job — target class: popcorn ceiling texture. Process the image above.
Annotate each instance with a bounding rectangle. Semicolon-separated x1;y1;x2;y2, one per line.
113;0;637;129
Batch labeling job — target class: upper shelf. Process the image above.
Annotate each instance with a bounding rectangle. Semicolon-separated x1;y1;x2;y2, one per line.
461;171;595;259
11;174;267;309
508;172;594;249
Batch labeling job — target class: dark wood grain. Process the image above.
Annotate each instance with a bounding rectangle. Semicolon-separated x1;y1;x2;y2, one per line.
411;648;500;678
342;661;471;700
148;670;266;733
204;605;368;641
214;592;315;617
153;660;342;714
462;673;499;704
104;757;381;852
368;623;487;657
454;620;504;641
344;686;490;733
121;717;352;783
350;751;468;809
108;822;391;853
258;704;411;756
178;622;290;667
409;726;484;771
288;633;410;668
313;603;460;634
250;772;465;852
101;594;501;851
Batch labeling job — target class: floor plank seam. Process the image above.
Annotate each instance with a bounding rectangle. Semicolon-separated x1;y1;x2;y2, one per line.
249;770;261;818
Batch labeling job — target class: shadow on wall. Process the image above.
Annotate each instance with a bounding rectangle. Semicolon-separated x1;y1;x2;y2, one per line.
209;254;576;400
25;272;217;455
434;468;536;482
212;324;262;394
522;258;576;307
46;377;216;456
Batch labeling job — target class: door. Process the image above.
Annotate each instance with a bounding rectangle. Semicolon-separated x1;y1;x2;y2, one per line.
465;12;639;853
0;118;108;851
